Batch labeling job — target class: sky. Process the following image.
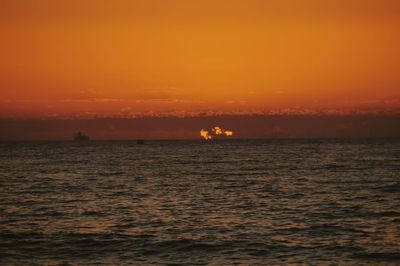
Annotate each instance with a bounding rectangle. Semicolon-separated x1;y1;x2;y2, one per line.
1;0;400;120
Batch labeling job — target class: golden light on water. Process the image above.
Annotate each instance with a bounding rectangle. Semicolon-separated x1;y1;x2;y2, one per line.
200;126;234;140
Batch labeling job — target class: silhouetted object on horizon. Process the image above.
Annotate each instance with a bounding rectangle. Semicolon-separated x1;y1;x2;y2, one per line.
74;131;90;141
137;139;144;144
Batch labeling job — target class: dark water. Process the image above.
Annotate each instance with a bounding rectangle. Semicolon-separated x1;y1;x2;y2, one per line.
1;140;399;265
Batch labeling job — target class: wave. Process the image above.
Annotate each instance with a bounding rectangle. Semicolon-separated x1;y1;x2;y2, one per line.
368;211;400;218
374;182;400;193
80;210;106;217
353;252;400;261
145;239;221;254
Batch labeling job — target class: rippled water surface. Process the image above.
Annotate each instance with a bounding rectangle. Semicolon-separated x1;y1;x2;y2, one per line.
1;140;399;265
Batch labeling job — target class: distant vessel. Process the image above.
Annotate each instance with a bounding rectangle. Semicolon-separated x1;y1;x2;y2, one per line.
137;139;144;144
74;131;90;141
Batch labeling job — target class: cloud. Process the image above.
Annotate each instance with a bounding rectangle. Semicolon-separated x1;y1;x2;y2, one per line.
359;98;400;106
61;98;121;103
135;98;204;104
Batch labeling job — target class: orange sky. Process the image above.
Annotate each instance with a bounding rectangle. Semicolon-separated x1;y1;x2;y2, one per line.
1;0;400;118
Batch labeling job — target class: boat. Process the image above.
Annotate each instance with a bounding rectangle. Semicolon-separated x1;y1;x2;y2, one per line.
137;139;144;144
74;131;90;141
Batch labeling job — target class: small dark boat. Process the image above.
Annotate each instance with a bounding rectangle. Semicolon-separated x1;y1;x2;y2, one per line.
137;139;144;144
74;131;90;141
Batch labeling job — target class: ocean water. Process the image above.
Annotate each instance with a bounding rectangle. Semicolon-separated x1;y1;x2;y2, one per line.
0;140;399;265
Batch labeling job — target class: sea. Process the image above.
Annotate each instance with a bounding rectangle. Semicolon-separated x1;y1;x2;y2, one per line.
0;140;399;265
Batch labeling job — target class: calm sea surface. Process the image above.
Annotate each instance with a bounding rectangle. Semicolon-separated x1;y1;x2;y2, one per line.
0;140;399;265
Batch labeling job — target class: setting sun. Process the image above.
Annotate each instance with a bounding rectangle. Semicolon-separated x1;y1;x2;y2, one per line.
200;126;234;140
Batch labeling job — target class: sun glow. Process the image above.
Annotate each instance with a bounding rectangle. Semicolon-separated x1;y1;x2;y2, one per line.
200;129;212;140
200;126;234;140
224;130;233;136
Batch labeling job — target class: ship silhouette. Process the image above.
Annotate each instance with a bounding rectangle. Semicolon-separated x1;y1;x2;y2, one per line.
74;131;90;141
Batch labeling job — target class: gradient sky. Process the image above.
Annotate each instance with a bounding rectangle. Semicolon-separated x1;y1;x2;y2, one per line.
1;0;400;119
